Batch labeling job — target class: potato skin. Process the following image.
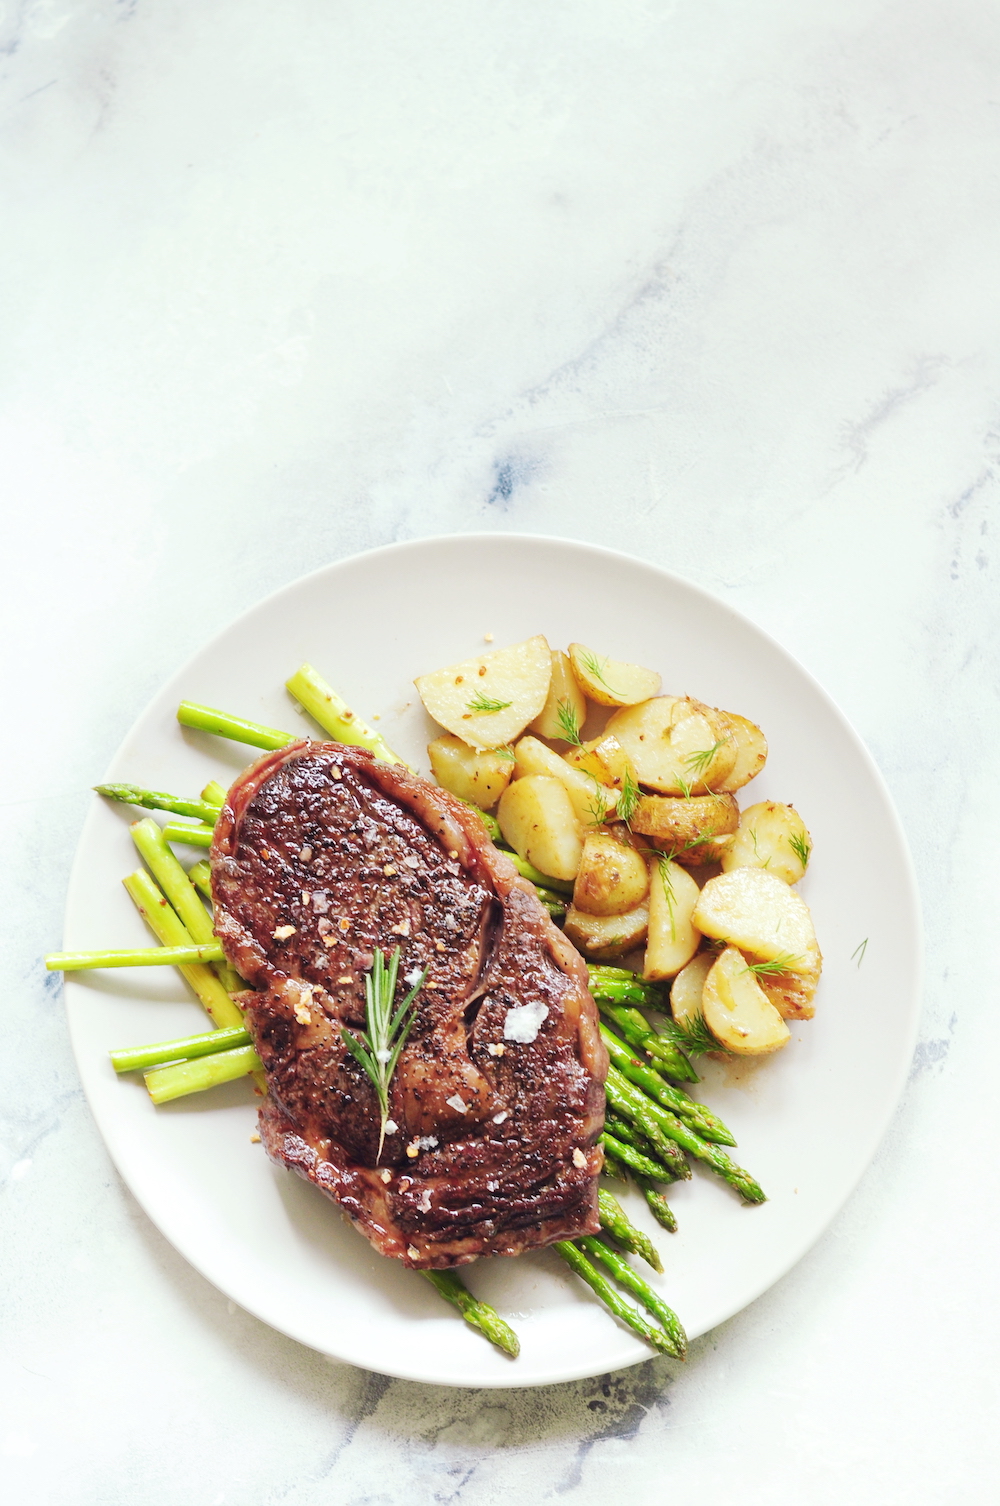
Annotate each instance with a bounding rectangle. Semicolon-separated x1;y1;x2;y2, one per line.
573;833;650;917
722;800;811;884
715;712;768;792
630;792;739;864
427;735;514;810
760;959;820;1020
564;901;649;960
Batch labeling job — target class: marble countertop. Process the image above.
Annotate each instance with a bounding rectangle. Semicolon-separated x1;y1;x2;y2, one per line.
3;2;997;1501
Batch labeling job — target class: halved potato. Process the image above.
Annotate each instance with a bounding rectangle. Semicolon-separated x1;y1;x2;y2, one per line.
722;801;812;884
604;697;737;795
563;732;635;791
564;901;649;960
630;792;739;863
568;644;661;708
692;868;819;975
573;833;650;916
427;735;514;810
715;712;768;792
669;951;714;1023
702;946;791;1054
529;650;587;743
415;635;551;751
760;954;821;1021
644;857;701;980
497;774;583;882
513;735;618;827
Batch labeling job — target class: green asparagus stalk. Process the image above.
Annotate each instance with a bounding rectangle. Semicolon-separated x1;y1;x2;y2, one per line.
578;1236;686;1359
597;1188;662;1272
554;1241;677;1355
637;1177;678;1233
162;822;214;848
504;853;574;895
145;1044;261;1104
111;1024;250;1074
129;818;241;992
607;1065;765;1204
95;783;221;825
599;1024;736;1146
604;1069;692;1175
188;861;212;900
46;942;224;971
286;663;409;767
122;869;244;1030
460;802;503;842
420;1270;520;1357
595;997;698;1082
177;701;296;751
600;1131;681;1185
201;781;227;807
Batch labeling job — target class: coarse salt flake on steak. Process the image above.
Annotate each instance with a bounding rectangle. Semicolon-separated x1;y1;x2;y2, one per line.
210;740;608;1269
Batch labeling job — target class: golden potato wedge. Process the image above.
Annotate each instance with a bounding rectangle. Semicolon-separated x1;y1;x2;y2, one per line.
427;735;514;810
564;901;649;960
604;697;736;795
644;857;701;980
715;712;768;792
497;773;583;882
513;735;618;827
760;954;821;1021
529;650;588;743
722;801;812;884
572;833;650;917
702;946;791;1055
415;635;551;751
563;732;635;791
568;644;662;708
669;951;715;1023
630;792;739;864
692;868;819;975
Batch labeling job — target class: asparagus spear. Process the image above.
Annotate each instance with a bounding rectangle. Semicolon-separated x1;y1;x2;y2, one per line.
604;1070;692;1175
597;1188;662;1272
188;861;212;900
177;701;296;751
420;1270;520;1357
460;802;503;843
111;1024;250;1073
554;1241;677;1356
637;1177;678;1233
95;783;221;825
600;1131;681;1185
578;1236;686;1359
607;1065;766;1204
161;822;214;848
46;942;224;971
201;781;227;807
594;996;698;1082
130;818;240;992
505;853;574;895
600;1024;736;1146
286;663;409;767
145;1044;262;1104
122;869;244;1030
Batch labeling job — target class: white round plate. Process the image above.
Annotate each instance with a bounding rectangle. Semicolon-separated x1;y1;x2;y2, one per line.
64;534;921;1388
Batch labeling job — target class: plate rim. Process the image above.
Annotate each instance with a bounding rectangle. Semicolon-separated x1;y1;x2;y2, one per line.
62;530;923;1387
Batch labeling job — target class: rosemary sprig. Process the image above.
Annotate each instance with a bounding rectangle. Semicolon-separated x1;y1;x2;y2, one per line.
555;698;583;746
660;1010;734;1057
616;766;640;827
341;947;428;1158
466;693;513;715
788;830;812;869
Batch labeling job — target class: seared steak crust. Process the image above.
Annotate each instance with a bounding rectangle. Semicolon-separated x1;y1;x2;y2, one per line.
210;740;607;1268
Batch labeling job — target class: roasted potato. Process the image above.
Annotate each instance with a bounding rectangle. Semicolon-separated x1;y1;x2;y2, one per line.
568;644;661;708
572;833;650;916
497;773;583;882
701;946;791;1055
529;649;587;743
760;955;821;1021
630;792;739;864
604;697;736;795
715;712;768;792
427;735;514;810
669;950;714;1023
722;801;812;884
513;735;618;827
415;635;551;750
564;900;649;960
563;732;635;791
692;868;820;975
644;857;701;980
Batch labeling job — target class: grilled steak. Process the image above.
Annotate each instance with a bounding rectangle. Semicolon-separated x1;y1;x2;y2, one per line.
210;740;607;1269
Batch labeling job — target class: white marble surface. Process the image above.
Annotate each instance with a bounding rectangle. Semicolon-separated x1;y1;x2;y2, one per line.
2;1;998;1500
